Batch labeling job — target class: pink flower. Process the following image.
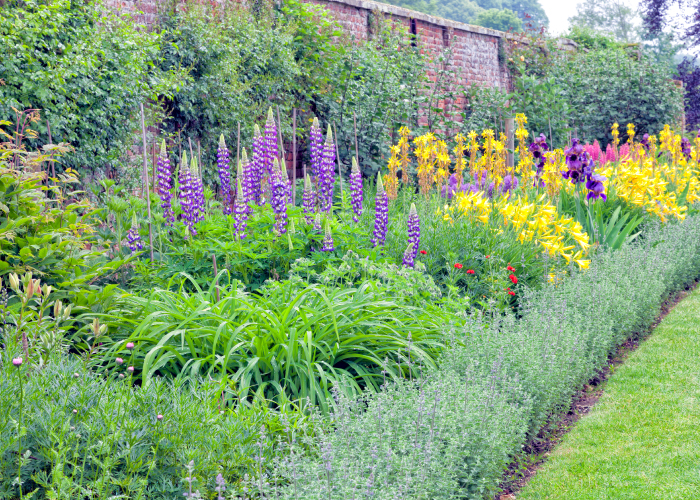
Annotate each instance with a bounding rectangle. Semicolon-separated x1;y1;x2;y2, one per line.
127;366;134;373
125;342;135;350
116;357;124;365
12;357;23;367
157;414;164;421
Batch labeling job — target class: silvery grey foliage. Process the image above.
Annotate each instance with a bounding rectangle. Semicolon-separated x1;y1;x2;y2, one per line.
275;217;700;499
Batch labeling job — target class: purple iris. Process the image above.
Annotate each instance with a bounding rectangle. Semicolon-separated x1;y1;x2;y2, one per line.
529;133;549;181
302;174;316;225
350;156;363;222
217;134;232;215
640;133;650;151
562;139;593;184
586;173;607;201
371;174;388;248
156;140;174;225
681;137;692;160
407;203;420;263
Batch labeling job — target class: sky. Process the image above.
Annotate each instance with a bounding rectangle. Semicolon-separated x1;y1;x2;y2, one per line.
539;0;641;35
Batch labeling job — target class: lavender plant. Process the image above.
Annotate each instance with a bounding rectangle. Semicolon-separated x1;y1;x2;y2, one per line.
217;134;232;215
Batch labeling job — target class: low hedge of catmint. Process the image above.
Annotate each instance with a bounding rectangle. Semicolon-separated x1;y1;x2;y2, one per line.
275;216;700;499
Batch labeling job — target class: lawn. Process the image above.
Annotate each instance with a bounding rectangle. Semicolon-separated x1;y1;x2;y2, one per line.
518;286;700;500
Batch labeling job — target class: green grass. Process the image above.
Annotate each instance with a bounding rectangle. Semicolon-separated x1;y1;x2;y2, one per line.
518;286;700;500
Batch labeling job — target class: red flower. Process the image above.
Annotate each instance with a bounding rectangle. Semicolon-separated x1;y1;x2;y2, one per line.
508;290;516;296
485;255;490;259
420;250;427;255
509;274;518;284
466;269;475;274
507;265;516;272
454;263;463;269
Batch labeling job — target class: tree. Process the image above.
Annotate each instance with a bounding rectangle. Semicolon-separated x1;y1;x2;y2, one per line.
677;57;700;130
569;0;640;42
473;8;523;31
502;0;549;29
641;0;700;49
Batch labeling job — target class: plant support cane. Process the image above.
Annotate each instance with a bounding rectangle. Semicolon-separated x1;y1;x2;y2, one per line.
139;104;155;261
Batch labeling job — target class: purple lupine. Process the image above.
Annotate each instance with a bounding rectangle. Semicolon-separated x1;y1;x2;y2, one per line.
233;179;248;239
156;140;174;225
264;107;277;179
217;134;232;215
271;158;288;235
252;125;265;205
500;174;519;194
318;125;336;213
127;214;143;252
303;174;316;225
321;220;334;252
313;213;322;232
240;148;252;207
402;243;415;268
190;157;205;222
310;117;323;180
280;158;293;204
371;173;388;247
407;202;420;262
178;152;197;236
350;156;363;222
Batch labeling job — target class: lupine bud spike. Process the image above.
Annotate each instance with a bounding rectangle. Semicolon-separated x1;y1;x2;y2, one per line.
325;124;333;145
267;107;274;124
190;156;198;177
237;178;244;197
377;173;385;194
160;139;167;156
237;159;244;178
352;156;359;173
409;203;417;217
312;117;319;129
273;157;280;174
280;158;289;181
182;151;188;168
131;212;138;227
219;134;226;148
242;148;249;164
305;174;312;189
287;232;293;251
254;124;262;138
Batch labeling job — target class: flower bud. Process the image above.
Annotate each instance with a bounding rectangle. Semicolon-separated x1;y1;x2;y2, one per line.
116;357;124;365
127;366;134;373
53;300;62;319
33;279;42;296
25;279;34;300
62;304;72;320
92;318;100;336
126;342;134;350
12;357;23;367
8;273;19;292
42;284;52;298
157;414;164;421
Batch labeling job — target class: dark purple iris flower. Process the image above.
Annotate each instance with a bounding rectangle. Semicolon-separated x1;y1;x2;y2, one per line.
681;137;692;160
640;133;651;151
586;173;607;201
562;139;593;184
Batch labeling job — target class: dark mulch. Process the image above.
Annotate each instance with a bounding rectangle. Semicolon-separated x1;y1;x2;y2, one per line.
495;281;698;500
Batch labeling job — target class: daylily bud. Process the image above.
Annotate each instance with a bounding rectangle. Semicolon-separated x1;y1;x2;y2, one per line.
9;273;19;293
62;304;72;320
92;318;100;336
25;279;34;300
33;280;42;296
42;284;52;298
53;300;62;318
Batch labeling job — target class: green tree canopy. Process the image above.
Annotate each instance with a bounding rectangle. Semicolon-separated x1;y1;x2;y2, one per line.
473;8;523;31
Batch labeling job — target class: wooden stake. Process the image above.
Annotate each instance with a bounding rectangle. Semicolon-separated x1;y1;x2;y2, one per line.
152;140;158;193
212;254;220;302
139;103;155;261
292;108;297;205
46;119;56;180
333;122;343;195
197;139;202;179
353;111;360;170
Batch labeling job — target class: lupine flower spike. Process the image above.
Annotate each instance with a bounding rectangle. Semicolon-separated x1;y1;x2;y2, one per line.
371;173;389;247
271;158;288;235
407;203;420;262
313;212;322;232
252;125;265;205
217;134;232;215
156;140;174;225
233;179;248;239
310;117;323;180
319;125;336;213
321;219;334;252
127;213;143;252
302;174;316;224
402;243;415;268
178;152;197;236
190;156;205;222
349;156;363;222
264;107;277;178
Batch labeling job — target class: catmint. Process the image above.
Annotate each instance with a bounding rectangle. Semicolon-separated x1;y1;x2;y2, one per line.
371;174;389;247
127;213;143;252
407;202;420;262
215;473;226;500
156;140;174;225
234;179;248;240
350;156;363;222
271;158;288;235
217;134;232;215
302;174;316;225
